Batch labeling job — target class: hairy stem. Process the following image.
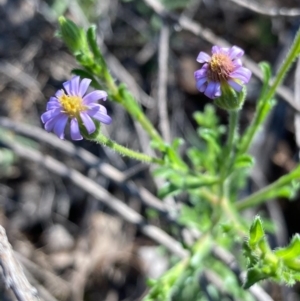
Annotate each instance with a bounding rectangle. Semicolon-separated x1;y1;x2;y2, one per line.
104;70;165;146
89;131;164;165
220;110;239;196
239;29;300;155
237;165;300;210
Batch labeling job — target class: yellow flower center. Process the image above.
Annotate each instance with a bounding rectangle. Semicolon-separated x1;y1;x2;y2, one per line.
58;91;87;117
208;53;235;82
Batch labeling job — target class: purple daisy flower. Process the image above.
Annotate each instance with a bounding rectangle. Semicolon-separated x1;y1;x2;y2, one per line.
41;76;112;140
194;45;252;99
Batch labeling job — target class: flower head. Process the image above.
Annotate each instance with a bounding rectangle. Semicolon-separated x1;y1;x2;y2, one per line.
194;46;252;99
41;76;112;140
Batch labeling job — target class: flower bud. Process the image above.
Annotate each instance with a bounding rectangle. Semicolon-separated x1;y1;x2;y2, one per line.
58;16;88;55
214;84;246;111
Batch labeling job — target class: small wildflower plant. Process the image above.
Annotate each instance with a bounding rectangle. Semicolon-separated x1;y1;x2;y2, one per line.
47;16;300;301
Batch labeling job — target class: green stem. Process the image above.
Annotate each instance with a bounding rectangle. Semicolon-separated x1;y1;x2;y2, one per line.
220;197;247;235
239;29;300;155
237;165;300;210
104;70;165;146
226;110;239;164
143;233;212;301
143;259;188;301
88;131;164;165
199;188;247;235
220;110;239;192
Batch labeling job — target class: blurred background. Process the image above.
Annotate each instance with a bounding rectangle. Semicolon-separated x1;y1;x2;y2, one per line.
0;0;300;300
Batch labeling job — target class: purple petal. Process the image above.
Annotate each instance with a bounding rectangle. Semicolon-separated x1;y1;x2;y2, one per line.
194;69;208;80
214;83;221;97
83;90;108;105
70;76;80;95
230;67;252;83
89;111;112;125
63;80;72;95
80;112;96;134
70;118;83;140
204;82;221;99
196;77;208;91
87;105;112;125
53;114;68;139
88;103;108;114
41;108;62;123
78;78;92;97
198;83;207;92
63;76;80;96
211;46;221;54
44;113;65;132
228;80;243;92
220;47;230;54
55;90;63;98
229;46;244;59
233;59;242;68
47;98;61;110
196;52;211;63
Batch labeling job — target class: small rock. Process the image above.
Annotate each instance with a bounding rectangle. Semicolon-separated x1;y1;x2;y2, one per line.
138;246;168;279
43;224;74;253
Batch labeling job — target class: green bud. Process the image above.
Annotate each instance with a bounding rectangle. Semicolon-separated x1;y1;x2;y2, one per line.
214;84;246;111
58;16;89;55
248;216;265;248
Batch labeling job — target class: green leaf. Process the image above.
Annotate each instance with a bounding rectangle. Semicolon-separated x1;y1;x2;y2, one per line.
179;205;204;231
291;272;300;281
150;140;166;152
158;174;218;198
171;138;184;151
178;175;219;189
158;183;181;199
193;105;218;128
146;278;157;287
243;242;259;268
234;154;254;169
152;166;174;178
86;25;106;67
257;98;276;121
273;186;296;199
258;62;272;99
249;216;265;248
243;267;269;289
75;52;94;68
275;234;300;260
165;146;188;171
187;148;203;168
283;259;300;272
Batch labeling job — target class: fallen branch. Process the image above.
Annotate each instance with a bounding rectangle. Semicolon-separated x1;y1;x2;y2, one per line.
0;226;39;301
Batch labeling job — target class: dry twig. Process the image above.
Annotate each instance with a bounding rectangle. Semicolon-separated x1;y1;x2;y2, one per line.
0;136;188;259
227;0;300;17
0;226;39;301
158;22;171;143
0;118;174;218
